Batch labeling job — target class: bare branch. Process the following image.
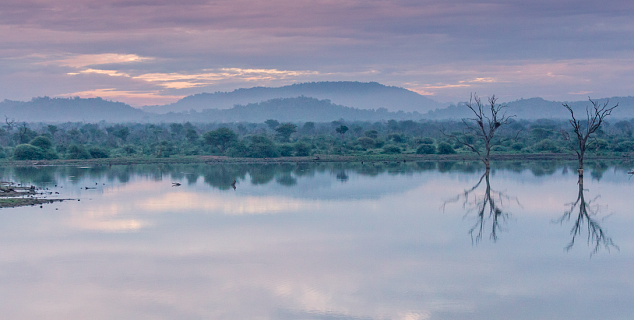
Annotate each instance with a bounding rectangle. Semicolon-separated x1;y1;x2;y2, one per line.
555;179;618;255
442;93;516;169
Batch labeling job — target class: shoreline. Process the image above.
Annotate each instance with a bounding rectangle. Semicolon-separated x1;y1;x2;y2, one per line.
0;152;630;167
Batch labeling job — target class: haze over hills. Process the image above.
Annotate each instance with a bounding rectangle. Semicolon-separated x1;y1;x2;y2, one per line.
1;84;633;123
158;97;424;123
0;97;149;123
143;81;446;114
426;96;634;120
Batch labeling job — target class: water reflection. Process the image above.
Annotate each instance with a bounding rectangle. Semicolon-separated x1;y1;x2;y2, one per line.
2;161;631;191
0;161;632;319
444;169;520;243
556;176;618;254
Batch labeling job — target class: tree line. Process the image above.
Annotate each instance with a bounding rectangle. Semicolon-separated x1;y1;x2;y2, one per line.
1;105;633;161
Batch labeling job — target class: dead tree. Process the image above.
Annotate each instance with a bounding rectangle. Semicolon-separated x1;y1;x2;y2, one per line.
4;116;15;132
443;170;520;243
555;177;617;255
443;94;514;172
561;98;618;180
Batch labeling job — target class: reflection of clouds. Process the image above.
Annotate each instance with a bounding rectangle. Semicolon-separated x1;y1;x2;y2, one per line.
66;203;149;232
138;192;319;215
0;165;632;319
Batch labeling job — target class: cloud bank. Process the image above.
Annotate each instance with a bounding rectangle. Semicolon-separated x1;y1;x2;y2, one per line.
1;0;633;106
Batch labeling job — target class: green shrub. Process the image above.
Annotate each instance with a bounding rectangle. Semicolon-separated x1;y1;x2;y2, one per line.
66;144;91;159
364;130;378;139
225;141;248;157
437;142;456;154
122;145;136;155
533;140;559;153
357;137;376;149
279;144;294;157
14;144;45;160
614;141;634;152
416;137;434;145
29;136;53;150
294;142;312;156
382;144;401;154
247;135;277;158
511;142;524;151
203;127;238;152
416;144;436;154
88;147;109;158
388;133;405;143
588;139;609;151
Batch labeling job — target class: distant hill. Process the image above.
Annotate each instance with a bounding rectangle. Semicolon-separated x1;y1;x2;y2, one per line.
143;81;445;114
154;96;425;122
3;94;633;124
425;97;634;120
0;97;149;123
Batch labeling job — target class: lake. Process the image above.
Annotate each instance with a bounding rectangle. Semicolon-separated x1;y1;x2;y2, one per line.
0;161;632;320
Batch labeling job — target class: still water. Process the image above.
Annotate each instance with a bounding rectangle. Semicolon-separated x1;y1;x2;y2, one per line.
0;161;632;320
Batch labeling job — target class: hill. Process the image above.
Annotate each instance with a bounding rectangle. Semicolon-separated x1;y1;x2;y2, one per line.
143;81;445;114
155;96;424;122
0;97;150;123
425;97;634;120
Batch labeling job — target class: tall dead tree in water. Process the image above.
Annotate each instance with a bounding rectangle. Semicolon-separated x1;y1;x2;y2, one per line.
443;94;514;173
561;98;618;181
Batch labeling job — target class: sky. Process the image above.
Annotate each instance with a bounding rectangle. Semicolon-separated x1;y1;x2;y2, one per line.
1;0;634;107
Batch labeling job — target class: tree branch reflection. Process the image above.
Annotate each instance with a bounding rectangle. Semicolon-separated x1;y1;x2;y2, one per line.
444;169;520;243
556;177;618;254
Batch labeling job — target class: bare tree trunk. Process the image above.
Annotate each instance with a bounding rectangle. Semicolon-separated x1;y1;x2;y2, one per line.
441;94;514;172
562;98;617;184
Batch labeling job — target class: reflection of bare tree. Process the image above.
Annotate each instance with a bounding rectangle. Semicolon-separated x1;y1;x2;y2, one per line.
556;177;618;254
444;171;519;243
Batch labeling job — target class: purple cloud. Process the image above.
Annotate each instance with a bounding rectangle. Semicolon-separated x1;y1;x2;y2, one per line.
1;0;634;106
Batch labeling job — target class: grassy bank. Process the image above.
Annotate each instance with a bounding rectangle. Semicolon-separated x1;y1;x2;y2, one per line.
0;152;631;167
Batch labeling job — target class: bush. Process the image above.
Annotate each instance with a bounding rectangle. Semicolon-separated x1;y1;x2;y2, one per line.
614;141;634;152
416;137;434;145
388;133;405;143
88;147;109;158
294;142;312;156
225;141;248;157
247;135;277;158
533;140;559;153
437;142;456;154
203;127;238;152
416;144;436;154
13;144;45;160
279;144;294;157
29;136;53;150
364;130;378;139
122;145;136;155
382;144;401;154
357;137;376;149
588;139;609;151
66;144;91;159
511;142;524;151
